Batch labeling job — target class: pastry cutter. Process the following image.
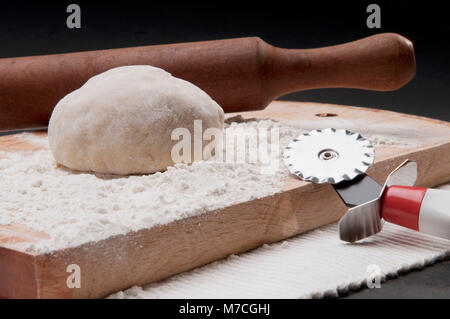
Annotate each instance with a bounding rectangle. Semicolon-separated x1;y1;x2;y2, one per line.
283;128;450;242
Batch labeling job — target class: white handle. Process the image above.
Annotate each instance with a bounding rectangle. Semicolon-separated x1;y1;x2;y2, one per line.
419;189;450;240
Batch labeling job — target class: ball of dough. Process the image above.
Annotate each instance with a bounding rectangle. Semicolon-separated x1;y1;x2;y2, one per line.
48;65;224;175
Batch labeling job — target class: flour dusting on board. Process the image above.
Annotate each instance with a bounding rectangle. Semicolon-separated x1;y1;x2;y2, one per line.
0;120;414;252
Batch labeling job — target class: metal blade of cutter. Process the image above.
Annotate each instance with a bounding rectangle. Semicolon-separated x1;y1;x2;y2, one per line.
283;128;377;207
338;160;418;242
334;174;382;207
338;196;383;243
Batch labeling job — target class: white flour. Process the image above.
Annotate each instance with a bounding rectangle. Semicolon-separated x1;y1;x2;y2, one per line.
0;120;293;252
0;119;419;253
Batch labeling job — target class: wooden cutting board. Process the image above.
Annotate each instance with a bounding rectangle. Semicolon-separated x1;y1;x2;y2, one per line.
1;100;449;299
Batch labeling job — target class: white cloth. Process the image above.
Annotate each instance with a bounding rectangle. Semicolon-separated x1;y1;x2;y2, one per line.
110;184;450;299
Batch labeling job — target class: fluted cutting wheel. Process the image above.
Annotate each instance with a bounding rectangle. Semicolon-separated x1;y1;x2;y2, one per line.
283;128;375;184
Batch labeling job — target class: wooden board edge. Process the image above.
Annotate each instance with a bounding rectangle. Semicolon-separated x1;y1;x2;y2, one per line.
0;247;38;298
30;180;345;298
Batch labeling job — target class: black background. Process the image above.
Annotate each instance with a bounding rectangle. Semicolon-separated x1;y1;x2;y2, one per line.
0;1;449;120
0;1;448;299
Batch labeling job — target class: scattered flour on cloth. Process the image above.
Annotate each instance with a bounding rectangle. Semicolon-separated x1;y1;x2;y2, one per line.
109;206;450;299
0;119;429;254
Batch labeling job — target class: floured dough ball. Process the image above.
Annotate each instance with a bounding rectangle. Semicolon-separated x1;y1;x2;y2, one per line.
48;65;224;175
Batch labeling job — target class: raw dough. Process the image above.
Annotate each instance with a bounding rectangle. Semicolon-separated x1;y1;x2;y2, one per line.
48;65;224;175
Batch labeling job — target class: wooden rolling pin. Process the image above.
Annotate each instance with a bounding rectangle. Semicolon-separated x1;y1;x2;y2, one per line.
0;33;415;131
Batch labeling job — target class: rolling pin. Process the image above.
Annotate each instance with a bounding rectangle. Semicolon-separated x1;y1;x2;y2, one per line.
0;33;415;131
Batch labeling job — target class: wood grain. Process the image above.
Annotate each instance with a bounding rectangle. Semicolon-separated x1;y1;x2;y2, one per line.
0;101;449;298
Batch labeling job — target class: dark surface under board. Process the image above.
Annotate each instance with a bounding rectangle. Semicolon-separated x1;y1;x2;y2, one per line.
344;260;450;299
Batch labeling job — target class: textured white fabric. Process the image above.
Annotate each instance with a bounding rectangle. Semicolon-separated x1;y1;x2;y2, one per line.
110;184;450;299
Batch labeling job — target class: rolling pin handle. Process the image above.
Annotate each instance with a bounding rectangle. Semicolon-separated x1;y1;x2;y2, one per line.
266;33;416;98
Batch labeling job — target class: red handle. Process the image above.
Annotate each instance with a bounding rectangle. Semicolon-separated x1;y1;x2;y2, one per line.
381;185;450;240
381;185;427;231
